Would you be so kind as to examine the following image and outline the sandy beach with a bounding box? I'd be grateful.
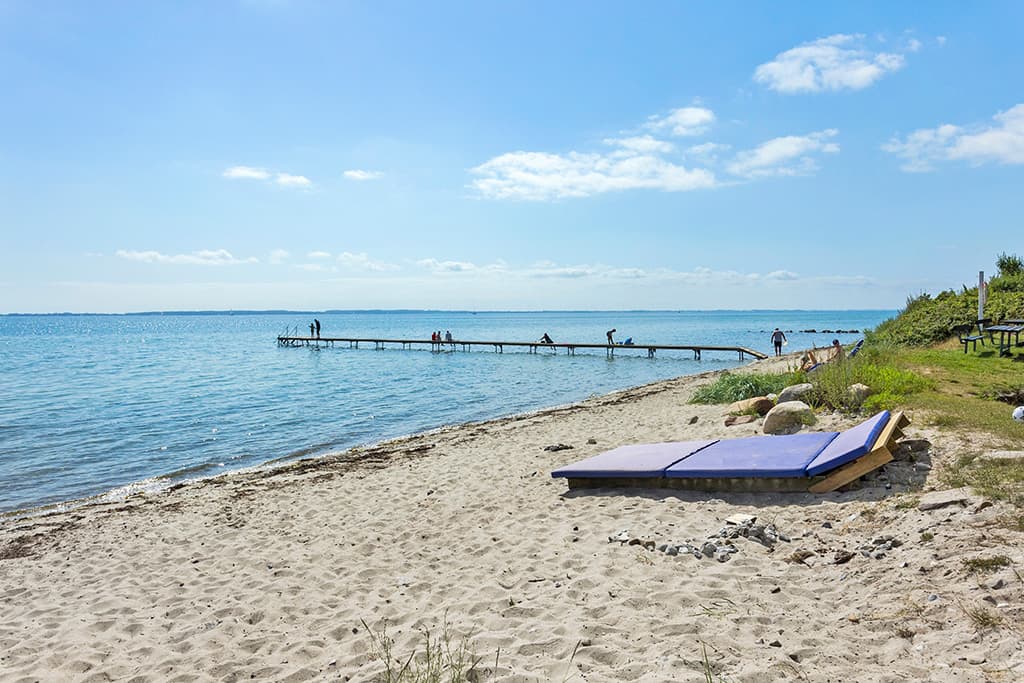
[2,355,1022,682]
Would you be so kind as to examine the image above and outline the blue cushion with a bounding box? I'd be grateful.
[804,410,890,476]
[550,440,717,479]
[664,432,839,478]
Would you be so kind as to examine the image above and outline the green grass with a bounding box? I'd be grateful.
[963,556,1012,573]
[362,616,486,683]
[690,371,803,404]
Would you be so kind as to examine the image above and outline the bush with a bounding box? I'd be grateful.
[690,371,803,404]
[806,355,931,411]
[867,253,1024,347]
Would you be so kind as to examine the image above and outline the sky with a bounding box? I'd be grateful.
[1,1,1022,313]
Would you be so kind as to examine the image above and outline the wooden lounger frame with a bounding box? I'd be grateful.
[563,412,910,494]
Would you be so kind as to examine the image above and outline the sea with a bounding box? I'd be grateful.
[0,310,895,514]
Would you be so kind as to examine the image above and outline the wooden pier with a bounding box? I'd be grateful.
[276,336,767,361]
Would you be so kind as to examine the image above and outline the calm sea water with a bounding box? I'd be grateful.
[0,310,893,513]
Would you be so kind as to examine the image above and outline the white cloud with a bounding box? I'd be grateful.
[603,135,675,154]
[882,104,1024,172]
[416,258,486,273]
[645,107,716,136]
[269,249,290,264]
[307,250,332,259]
[337,252,399,271]
[728,129,840,177]
[936,36,947,46]
[223,166,270,180]
[907,38,922,53]
[223,165,311,188]
[343,169,384,181]
[275,172,312,188]
[116,249,258,266]
[470,150,716,201]
[686,142,730,161]
[754,34,906,93]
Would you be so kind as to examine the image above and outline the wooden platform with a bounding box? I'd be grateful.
[276,336,767,360]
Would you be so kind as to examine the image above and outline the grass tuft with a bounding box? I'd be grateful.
[963,556,1012,574]
[361,614,486,683]
[690,372,802,404]
[961,603,1003,631]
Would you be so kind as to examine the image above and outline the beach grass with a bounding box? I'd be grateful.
[361,616,485,682]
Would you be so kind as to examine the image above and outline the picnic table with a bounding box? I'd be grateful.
[986,323,1024,357]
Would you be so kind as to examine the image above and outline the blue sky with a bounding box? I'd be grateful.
[1,1,1022,313]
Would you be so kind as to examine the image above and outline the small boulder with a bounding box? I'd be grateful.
[727,396,774,416]
[725,415,758,426]
[778,383,814,403]
[763,401,815,435]
[846,383,872,406]
[918,487,975,511]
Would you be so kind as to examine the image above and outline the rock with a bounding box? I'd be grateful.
[918,488,975,511]
[833,550,855,565]
[766,393,778,402]
[727,396,774,416]
[988,577,1005,590]
[778,383,814,403]
[966,651,987,665]
[846,383,872,406]
[715,550,731,562]
[586,438,597,445]
[970,500,994,514]
[769,640,782,648]
[770,586,781,594]
[821,521,833,529]
[688,416,699,425]
[726,514,757,526]
[762,401,815,435]
[979,449,1024,461]
[543,443,574,452]
[666,546,679,556]
[724,414,758,426]
[701,541,717,557]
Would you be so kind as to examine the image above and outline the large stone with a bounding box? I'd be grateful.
[846,383,872,406]
[918,487,976,511]
[979,450,1024,461]
[727,396,774,416]
[762,401,815,435]
[778,383,814,403]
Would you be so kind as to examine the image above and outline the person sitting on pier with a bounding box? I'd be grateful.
[623,337,633,345]
[539,332,553,344]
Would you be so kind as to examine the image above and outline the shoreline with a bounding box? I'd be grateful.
[2,352,1022,681]
[1,359,758,522]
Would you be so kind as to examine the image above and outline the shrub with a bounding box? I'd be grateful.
[997,252,1024,277]
[690,371,803,404]
[806,354,931,411]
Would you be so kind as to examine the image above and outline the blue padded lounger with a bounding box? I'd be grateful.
[664,431,839,478]
[552,411,905,493]
[551,440,717,479]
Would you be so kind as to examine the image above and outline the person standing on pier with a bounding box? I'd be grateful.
[309,322,315,338]
[606,328,616,345]
[314,319,321,339]
[771,327,787,356]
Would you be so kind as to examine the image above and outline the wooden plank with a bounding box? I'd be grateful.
[873,410,908,451]
[808,446,894,493]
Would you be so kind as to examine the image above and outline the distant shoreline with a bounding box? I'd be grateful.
[1,307,898,317]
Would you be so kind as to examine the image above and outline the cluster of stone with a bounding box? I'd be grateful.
[855,534,903,560]
[607,515,790,563]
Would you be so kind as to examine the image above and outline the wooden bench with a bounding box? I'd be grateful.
[953,324,984,353]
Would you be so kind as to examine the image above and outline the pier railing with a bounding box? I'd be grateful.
[276,336,767,361]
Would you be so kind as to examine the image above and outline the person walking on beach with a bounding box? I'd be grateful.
[771,327,787,356]
[314,318,321,339]
[606,328,616,345]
